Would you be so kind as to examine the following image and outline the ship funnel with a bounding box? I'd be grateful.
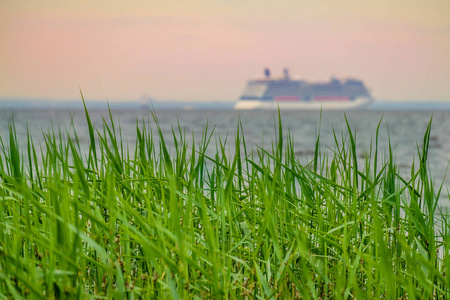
[264,68,271,79]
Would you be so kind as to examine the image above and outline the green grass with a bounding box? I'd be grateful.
[0,103,449,299]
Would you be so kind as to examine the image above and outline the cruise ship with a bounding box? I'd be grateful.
[235,69,373,110]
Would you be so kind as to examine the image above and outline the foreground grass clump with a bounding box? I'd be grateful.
[0,107,449,299]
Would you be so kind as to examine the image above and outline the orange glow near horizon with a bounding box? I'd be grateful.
[1,1,450,101]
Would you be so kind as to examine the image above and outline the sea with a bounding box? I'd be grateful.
[1,102,450,212]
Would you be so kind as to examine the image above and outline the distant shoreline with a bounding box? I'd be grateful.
[1,98,450,111]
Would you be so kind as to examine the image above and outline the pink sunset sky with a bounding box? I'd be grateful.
[1,0,450,102]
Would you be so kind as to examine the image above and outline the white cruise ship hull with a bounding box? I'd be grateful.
[235,97,372,110]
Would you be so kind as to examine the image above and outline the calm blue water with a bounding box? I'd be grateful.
[1,108,449,210]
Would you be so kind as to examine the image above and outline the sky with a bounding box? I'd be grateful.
[1,0,450,102]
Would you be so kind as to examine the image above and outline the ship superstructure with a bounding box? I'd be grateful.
[236,69,373,110]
